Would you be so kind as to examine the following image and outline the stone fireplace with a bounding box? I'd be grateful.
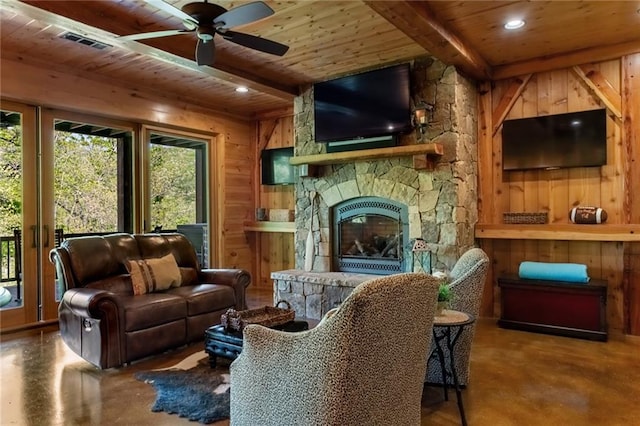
[272,57,479,319]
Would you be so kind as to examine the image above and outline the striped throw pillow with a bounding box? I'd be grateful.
[127,253,182,295]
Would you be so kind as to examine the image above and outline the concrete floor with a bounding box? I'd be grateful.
[1,287,639,425]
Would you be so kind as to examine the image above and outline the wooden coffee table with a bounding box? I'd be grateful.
[204,320,309,367]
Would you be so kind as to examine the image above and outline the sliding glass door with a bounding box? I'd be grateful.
[42,110,136,320]
[143,127,210,267]
[0,105,213,331]
[0,104,136,329]
[0,101,38,328]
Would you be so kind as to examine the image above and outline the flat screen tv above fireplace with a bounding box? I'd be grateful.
[502,108,607,171]
[313,63,412,145]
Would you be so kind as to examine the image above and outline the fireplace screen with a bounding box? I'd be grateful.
[341,215,400,258]
[333,197,408,275]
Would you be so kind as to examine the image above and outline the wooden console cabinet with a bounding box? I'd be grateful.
[498,275,607,341]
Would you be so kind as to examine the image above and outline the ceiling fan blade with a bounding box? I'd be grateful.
[120,29,192,41]
[214,1,274,29]
[195,39,216,66]
[222,30,289,56]
[145,0,199,25]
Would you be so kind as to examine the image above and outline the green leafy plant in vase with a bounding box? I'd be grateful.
[436,282,452,316]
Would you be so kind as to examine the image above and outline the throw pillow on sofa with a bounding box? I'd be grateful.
[126,253,182,295]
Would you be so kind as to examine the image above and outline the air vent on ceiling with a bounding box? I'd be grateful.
[60,32,110,50]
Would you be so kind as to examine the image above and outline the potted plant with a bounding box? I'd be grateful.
[436,282,452,316]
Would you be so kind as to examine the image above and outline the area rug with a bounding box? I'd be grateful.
[135,353,231,424]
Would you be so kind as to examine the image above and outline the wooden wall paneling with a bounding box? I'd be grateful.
[547,70,571,261]
[504,83,527,272]
[520,76,542,263]
[604,241,626,334]
[479,57,637,335]
[252,115,295,287]
[477,80,499,318]
[599,61,624,225]
[222,122,255,273]
[491,74,532,136]
[0,59,243,134]
[491,80,509,225]
[492,240,512,317]
[530,72,554,263]
[476,81,493,224]
[626,242,640,334]
[623,53,640,334]
[572,64,622,119]
[567,69,604,276]
[477,239,495,317]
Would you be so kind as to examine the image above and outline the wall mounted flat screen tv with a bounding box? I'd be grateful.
[313,63,412,143]
[502,109,607,171]
[261,147,296,185]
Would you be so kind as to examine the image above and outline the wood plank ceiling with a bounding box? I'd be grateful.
[1,1,639,118]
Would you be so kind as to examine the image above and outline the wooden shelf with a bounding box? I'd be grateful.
[243,221,295,233]
[289,143,443,168]
[475,224,640,242]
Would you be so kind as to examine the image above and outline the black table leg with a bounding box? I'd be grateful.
[432,325,469,426]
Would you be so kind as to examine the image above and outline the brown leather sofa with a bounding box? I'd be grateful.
[50,232,250,369]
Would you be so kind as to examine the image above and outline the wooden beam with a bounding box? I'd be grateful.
[475,224,640,242]
[477,81,494,224]
[492,74,533,136]
[623,53,640,334]
[571,65,622,119]
[259,119,280,151]
[4,0,297,101]
[254,106,294,121]
[363,1,492,81]
[290,144,443,166]
[494,40,640,80]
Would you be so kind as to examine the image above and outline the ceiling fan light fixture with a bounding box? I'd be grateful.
[504,19,525,30]
[197,26,216,42]
[235,86,249,93]
[127,0,289,65]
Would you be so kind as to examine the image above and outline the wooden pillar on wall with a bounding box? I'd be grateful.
[477,80,496,317]
[622,53,640,334]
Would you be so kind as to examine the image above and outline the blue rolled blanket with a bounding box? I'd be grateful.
[518,261,590,283]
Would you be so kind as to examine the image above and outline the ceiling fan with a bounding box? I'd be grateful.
[120,0,289,66]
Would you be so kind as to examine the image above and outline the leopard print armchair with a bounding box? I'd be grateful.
[426,247,490,386]
[230,273,440,426]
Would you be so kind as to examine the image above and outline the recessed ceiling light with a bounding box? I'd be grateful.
[504,19,525,30]
[235,86,249,93]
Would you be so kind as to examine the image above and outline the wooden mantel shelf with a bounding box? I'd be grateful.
[243,221,295,233]
[475,224,640,242]
[289,143,443,168]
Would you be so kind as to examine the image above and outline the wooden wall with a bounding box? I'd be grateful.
[250,110,295,287]
[477,55,640,336]
[0,57,255,275]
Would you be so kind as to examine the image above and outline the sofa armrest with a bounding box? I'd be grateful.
[61,287,120,319]
[199,268,251,309]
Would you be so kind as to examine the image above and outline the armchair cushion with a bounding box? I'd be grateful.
[426,247,490,386]
[230,272,440,426]
[126,253,182,295]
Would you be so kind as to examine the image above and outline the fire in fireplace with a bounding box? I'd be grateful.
[332,197,409,275]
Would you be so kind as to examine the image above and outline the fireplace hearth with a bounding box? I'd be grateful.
[332,197,409,275]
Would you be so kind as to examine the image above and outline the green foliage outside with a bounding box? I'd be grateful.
[150,144,196,230]
[0,123,198,239]
[0,123,22,234]
[54,131,119,233]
